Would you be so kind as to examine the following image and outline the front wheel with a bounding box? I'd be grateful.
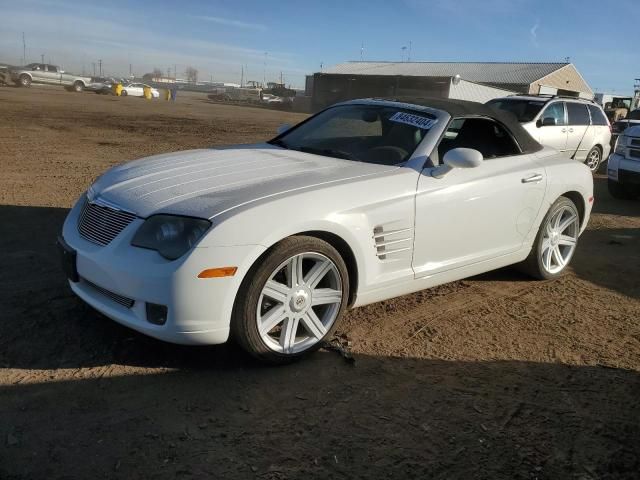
[231,236,349,364]
[72,81,83,92]
[519,196,580,280]
[585,146,602,172]
[120,89,127,96]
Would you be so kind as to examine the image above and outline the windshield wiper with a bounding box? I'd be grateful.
[296,146,356,161]
[269,138,289,149]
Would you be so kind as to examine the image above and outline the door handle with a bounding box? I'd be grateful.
[522,173,544,184]
[568,128,574,133]
[561,128,567,133]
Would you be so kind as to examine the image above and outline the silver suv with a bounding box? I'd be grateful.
[487,95,611,172]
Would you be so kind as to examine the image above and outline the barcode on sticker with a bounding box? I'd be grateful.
[389,112,437,129]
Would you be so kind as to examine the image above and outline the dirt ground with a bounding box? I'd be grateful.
[1,87,639,480]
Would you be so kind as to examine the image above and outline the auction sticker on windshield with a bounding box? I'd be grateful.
[389,112,438,130]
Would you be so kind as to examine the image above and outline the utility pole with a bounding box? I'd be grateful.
[92,62,96,76]
[129,64,132,77]
[401,46,407,62]
[408,41,412,62]
[41,54,44,64]
[280,71,283,85]
[98,59,102,76]
[263,52,268,88]
[240,65,244,87]
[360,42,364,61]
[174,64,177,79]
[22,32,26,65]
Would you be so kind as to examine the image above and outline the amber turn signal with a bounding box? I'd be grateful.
[197,267,238,278]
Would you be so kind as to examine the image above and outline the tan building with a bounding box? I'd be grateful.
[317,61,593,101]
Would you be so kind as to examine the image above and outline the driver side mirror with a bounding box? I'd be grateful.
[431,148,483,178]
[277,124,291,135]
[536,117,557,128]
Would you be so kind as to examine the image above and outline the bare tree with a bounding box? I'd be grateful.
[186,66,198,84]
[152,68,163,79]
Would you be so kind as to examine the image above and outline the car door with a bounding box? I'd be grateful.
[412,117,546,278]
[534,101,568,156]
[44,65,61,84]
[30,64,46,83]
[565,102,593,161]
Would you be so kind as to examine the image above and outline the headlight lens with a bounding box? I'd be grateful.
[614,135,628,155]
[131,215,211,260]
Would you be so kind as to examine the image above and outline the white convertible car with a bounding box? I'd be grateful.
[58,98,593,363]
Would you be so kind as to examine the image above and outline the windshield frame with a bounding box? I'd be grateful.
[268,100,449,171]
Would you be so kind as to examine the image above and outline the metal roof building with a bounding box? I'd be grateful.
[308,61,593,110]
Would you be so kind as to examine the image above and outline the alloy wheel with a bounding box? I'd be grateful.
[540,205,579,274]
[257,252,342,354]
[586,148,601,171]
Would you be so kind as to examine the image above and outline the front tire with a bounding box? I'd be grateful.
[608,178,638,200]
[519,196,580,280]
[120,89,127,96]
[231,236,349,364]
[585,146,602,172]
[73,81,83,93]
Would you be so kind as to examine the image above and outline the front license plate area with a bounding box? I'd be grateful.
[57,236,79,282]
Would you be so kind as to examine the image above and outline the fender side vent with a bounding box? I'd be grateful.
[373,225,412,261]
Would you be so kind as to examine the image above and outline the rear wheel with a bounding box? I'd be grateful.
[18,74,31,87]
[72,81,83,93]
[585,146,602,172]
[519,196,580,280]
[231,236,349,364]
[120,89,127,96]
[608,178,638,200]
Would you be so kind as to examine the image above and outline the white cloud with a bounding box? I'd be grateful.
[530,21,539,47]
[189,15,267,31]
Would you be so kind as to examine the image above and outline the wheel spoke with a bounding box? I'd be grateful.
[311,288,342,306]
[557,213,577,234]
[301,309,327,339]
[558,235,577,247]
[263,280,289,303]
[542,246,553,271]
[279,316,299,353]
[304,259,332,288]
[552,246,565,268]
[286,255,304,287]
[259,305,287,335]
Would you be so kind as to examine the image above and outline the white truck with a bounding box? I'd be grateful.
[9,63,91,92]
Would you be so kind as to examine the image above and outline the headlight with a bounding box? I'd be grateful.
[614,135,628,155]
[131,215,211,260]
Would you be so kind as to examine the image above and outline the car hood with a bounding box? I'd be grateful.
[90,143,398,219]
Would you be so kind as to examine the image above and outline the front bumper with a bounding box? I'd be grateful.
[607,152,640,183]
[61,197,265,345]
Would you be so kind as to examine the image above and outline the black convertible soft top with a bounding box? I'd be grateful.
[382,97,544,154]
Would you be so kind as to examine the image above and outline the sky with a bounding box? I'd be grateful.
[0,0,638,92]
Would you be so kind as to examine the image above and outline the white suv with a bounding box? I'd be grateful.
[487,95,611,172]
[607,124,640,199]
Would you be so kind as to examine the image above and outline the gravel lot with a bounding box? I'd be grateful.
[1,87,639,479]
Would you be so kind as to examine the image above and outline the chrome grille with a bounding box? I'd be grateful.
[77,198,136,246]
[84,279,134,308]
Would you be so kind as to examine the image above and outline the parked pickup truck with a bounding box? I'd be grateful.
[9,63,91,92]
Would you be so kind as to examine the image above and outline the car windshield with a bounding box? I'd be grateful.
[486,99,546,123]
[268,104,437,165]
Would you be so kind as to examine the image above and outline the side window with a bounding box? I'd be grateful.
[540,102,566,126]
[438,118,520,160]
[566,103,590,126]
[47,65,58,73]
[588,105,608,125]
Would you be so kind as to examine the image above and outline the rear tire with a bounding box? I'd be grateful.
[231,236,349,364]
[120,89,127,96]
[608,178,638,200]
[18,74,31,87]
[73,81,83,93]
[519,196,580,280]
[585,146,602,172]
